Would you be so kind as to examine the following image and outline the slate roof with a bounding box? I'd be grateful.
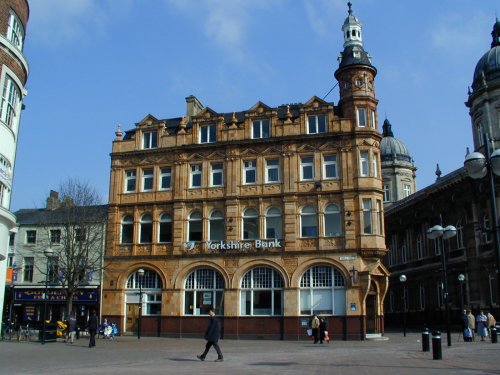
[15,205,108,225]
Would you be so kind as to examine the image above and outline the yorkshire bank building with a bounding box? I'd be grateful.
[102,4,389,340]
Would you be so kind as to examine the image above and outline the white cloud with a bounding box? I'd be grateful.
[303,0,353,37]
[27,0,118,45]
[431,11,492,58]
[166,0,274,62]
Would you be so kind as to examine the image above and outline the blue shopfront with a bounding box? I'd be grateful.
[11,286,100,329]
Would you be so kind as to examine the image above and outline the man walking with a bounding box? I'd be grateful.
[88,310,99,348]
[67,312,77,344]
[197,309,223,362]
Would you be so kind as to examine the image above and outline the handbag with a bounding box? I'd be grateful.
[306,328,312,337]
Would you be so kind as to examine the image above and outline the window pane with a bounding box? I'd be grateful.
[210,218,224,241]
[318,115,326,133]
[312,289,333,315]
[160,167,171,189]
[189,219,202,241]
[300,289,311,315]
[243,217,259,239]
[159,221,172,243]
[253,290,272,315]
[266,215,282,239]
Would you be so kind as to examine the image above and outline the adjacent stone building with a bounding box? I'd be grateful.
[102,4,389,340]
[384,19,500,327]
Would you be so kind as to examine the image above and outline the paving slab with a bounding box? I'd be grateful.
[1,332,499,375]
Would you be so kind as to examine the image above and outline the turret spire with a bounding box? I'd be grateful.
[342,2,363,48]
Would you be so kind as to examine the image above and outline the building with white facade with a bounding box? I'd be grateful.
[0,0,29,322]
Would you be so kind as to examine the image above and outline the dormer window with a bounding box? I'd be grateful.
[307,114,327,134]
[142,131,158,149]
[200,124,216,144]
[252,119,270,139]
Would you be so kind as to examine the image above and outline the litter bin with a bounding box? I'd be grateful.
[39,323,58,343]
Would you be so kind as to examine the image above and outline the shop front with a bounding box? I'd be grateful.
[11,286,100,329]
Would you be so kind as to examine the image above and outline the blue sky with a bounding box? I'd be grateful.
[11,0,499,209]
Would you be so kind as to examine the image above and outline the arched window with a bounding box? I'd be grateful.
[184,268,224,315]
[265,207,282,239]
[416,234,424,259]
[188,211,203,241]
[300,205,317,237]
[324,204,341,237]
[241,267,284,316]
[121,215,134,244]
[418,283,426,310]
[456,220,464,249]
[209,210,224,241]
[158,213,172,243]
[126,269,162,315]
[139,214,153,243]
[300,265,346,315]
[243,208,259,240]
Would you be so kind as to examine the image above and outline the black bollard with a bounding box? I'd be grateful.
[422,327,430,352]
[432,331,442,360]
[491,326,497,343]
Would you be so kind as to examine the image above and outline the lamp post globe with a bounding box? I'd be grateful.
[458,274,466,310]
[399,274,407,336]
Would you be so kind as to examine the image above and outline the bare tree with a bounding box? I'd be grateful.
[40,179,107,315]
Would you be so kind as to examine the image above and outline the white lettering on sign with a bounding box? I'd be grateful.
[206,239,282,252]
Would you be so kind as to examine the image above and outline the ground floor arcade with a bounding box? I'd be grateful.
[101,253,389,340]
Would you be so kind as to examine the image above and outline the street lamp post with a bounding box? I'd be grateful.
[458,274,466,311]
[41,248,54,344]
[464,133,500,310]
[137,268,145,340]
[399,274,407,337]
[427,223,457,347]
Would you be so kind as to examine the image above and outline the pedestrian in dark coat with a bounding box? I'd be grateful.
[88,310,99,348]
[197,309,224,362]
[319,317,328,344]
[67,312,77,344]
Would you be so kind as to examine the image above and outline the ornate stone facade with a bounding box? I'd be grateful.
[102,4,388,340]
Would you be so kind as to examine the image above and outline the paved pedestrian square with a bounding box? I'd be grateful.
[1,332,499,375]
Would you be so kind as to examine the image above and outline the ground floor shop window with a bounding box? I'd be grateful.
[299,265,346,315]
[240,267,284,315]
[184,268,224,315]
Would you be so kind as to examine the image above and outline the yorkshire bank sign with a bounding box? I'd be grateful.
[183,239,282,251]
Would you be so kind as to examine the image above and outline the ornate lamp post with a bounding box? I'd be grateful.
[458,274,466,311]
[427,223,457,347]
[137,268,145,340]
[41,248,54,344]
[399,274,407,337]
[464,134,500,309]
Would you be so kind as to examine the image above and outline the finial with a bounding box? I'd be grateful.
[230,112,238,128]
[178,116,187,134]
[465,147,470,157]
[347,2,353,16]
[115,124,123,140]
[435,164,442,180]
[467,86,471,95]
